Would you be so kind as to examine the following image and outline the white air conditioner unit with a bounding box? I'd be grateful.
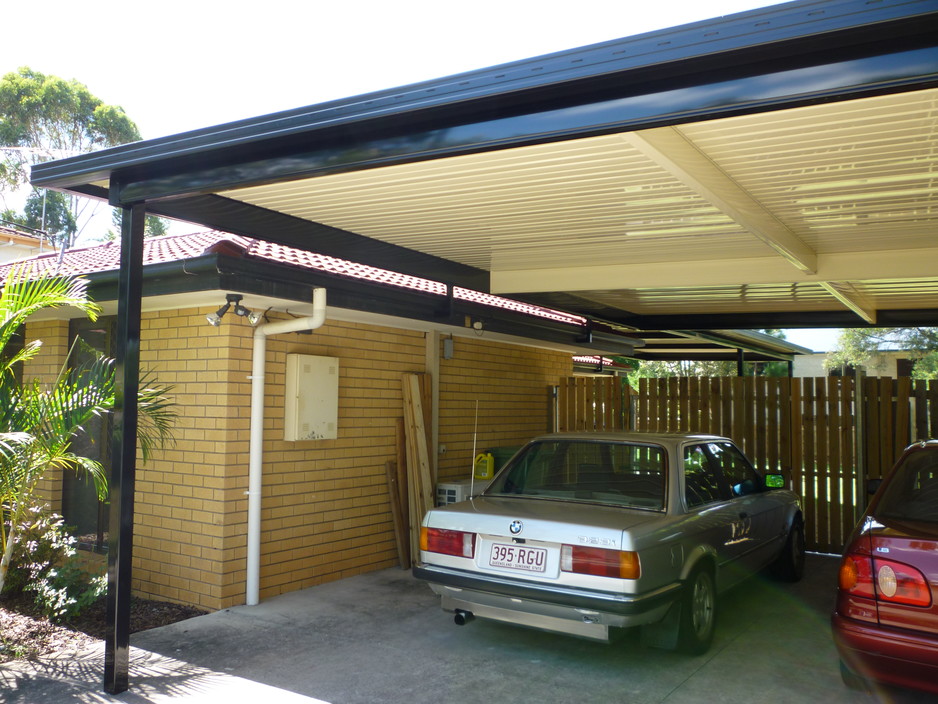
[436,479,491,506]
[436,480,473,506]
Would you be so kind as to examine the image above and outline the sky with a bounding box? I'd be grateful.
[1,0,840,351]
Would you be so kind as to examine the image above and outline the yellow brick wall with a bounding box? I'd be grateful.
[436,335,572,482]
[133,306,251,609]
[23,308,572,611]
[255,316,426,601]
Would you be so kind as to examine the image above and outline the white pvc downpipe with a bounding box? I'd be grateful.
[246,288,327,606]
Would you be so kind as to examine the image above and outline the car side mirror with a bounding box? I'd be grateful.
[764,473,785,489]
[867,478,882,495]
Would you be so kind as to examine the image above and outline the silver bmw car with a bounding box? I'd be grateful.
[413,432,804,653]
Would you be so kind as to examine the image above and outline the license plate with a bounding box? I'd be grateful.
[489,543,547,572]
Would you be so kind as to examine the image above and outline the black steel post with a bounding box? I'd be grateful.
[737,349,745,377]
[103,202,145,694]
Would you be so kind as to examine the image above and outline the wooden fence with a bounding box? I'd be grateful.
[554,376,938,553]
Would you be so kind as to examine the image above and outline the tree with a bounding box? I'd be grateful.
[0,67,140,245]
[827,328,938,379]
[1,188,76,246]
[0,266,176,594]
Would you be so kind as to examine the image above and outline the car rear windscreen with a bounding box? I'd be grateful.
[485,440,666,510]
[878,449,938,523]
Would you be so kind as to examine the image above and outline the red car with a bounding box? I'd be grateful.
[832,440,938,695]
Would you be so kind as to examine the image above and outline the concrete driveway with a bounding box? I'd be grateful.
[1,554,932,703]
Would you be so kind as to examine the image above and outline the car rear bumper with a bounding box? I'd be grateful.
[414,563,681,640]
[832,612,938,695]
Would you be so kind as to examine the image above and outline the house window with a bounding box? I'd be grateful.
[62,316,115,552]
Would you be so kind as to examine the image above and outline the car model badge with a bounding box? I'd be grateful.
[509,520,523,535]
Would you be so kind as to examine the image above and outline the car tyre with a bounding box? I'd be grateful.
[772,520,806,582]
[678,567,716,654]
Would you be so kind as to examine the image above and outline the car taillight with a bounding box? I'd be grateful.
[875,559,932,606]
[839,553,932,607]
[420,527,475,558]
[560,544,640,579]
[839,554,875,598]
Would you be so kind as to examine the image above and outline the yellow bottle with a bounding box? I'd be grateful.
[474,452,495,480]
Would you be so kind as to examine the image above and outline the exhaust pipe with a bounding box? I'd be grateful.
[454,610,474,626]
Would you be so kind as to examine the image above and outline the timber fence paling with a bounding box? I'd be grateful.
[789,378,804,523]
[829,377,848,551]
[816,378,831,552]
[826,377,844,553]
[896,377,912,456]
[914,379,928,441]
[931,380,938,438]
[880,378,895,476]
[802,378,818,552]
[755,378,767,470]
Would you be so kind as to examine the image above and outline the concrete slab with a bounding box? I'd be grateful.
[1,554,933,703]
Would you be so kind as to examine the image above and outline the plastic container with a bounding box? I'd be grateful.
[474,452,495,481]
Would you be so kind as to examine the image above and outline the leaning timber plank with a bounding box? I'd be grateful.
[396,417,410,560]
[402,405,421,562]
[384,460,409,569]
[402,381,424,562]
[402,373,434,554]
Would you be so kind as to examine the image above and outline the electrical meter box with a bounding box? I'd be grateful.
[284,354,339,441]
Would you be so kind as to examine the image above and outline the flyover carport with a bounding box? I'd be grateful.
[30,0,938,692]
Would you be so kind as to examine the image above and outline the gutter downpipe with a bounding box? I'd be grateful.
[246,288,327,606]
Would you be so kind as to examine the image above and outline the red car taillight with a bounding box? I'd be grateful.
[421,527,475,558]
[560,544,640,579]
[839,553,932,608]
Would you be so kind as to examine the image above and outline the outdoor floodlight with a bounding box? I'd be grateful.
[206,293,261,327]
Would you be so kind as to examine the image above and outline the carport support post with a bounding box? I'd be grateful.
[104,202,145,695]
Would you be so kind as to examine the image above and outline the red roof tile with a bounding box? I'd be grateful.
[0,231,586,327]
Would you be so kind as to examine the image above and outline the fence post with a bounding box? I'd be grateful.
[854,370,866,524]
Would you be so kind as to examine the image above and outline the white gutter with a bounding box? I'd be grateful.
[246,288,327,606]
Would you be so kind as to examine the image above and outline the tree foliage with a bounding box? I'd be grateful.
[0,67,141,247]
[827,328,938,379]
[0,67,139,190]
[1,188,76,246]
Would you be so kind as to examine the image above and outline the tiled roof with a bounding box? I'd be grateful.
[0,223,43,242]
[572,355,632,368]
[0,230,586,327]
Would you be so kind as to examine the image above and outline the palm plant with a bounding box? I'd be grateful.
[0,266,175,593]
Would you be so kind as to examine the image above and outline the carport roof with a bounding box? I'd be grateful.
[30,0,938,332]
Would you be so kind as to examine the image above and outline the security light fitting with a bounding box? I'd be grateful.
[206,293,261,327]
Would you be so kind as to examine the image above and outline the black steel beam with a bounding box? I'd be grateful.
[601,309,938,329]
[104,202,145,694]
[631,352,783,362]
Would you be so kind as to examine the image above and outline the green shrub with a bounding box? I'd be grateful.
[6,506,106,622]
